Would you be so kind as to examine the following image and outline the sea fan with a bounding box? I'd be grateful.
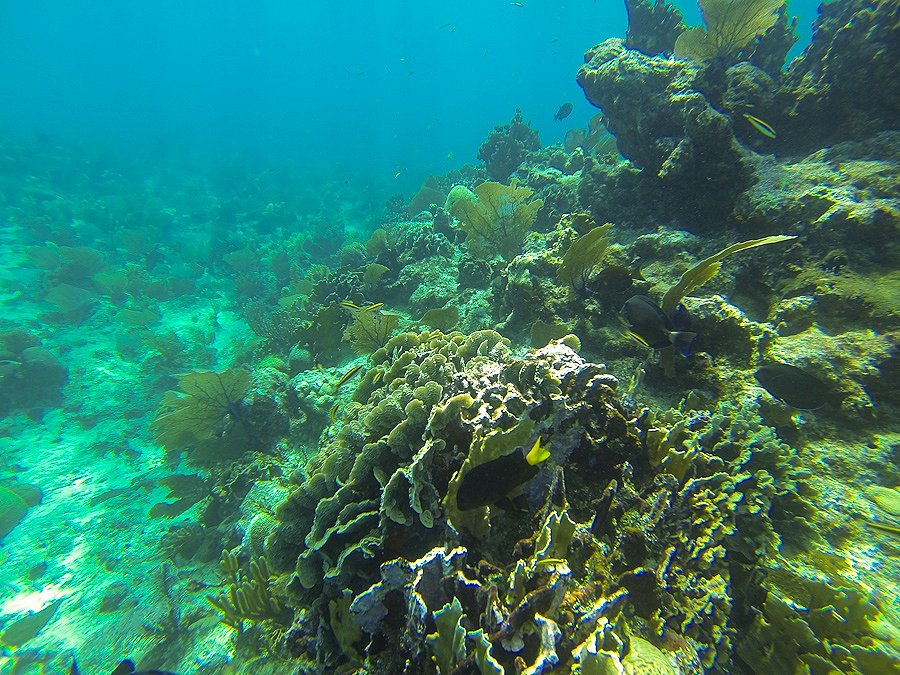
[674,0,784,63]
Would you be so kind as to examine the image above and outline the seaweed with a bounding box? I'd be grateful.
[557,222,613,293]
[661,234,795,314]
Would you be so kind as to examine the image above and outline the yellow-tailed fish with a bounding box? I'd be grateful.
[362,302,384,312]
[329,402,339,423]
[743,113,776,139]
[525,437,550,466]
[341,301,361,310]
[333,364,363,392]
[372,370,383,384]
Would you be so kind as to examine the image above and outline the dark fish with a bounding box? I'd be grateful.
[457,438,549,511]
[754,363,844,410]
[620,295,696,357]
[71,658,178,675]
[554,102,573,121]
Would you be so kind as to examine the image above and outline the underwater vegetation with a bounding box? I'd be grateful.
[0,0,897,673]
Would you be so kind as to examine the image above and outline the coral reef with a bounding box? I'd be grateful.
[624,0,685,56]
[266,333,647,670]
[576,39,754,221]
[477,109,541,182]
[445,180,544,259]
[2,2,898,673]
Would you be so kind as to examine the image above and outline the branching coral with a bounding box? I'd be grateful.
[206,552,289,632]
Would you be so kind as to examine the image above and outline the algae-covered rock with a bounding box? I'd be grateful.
[577,39,753,222]
[864,485,900,517]
[782,0,900,147]
[0,480,43,542]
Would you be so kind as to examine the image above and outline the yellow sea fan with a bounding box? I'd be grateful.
[446,180,543,259]
[661,234,795,314]
[557,222,613,290]
[674,0,785,63]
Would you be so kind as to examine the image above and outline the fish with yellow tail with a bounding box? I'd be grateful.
[332,364,363,392]
[743,113,776,139]
[456,437,550,511]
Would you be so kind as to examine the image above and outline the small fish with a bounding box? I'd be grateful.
[446,151,454,161]
[333,364,363,392]
[71,658,177,675]
[619,295,696,357]
[362,302,384,312]
[341,301,361,310]
[754,363,845,410]
[511,1,524,6]
[743,113,776,139]
[554,102,573,121]
[329,402,339,424]
[372,370,384,384]
[456,438,551,511]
